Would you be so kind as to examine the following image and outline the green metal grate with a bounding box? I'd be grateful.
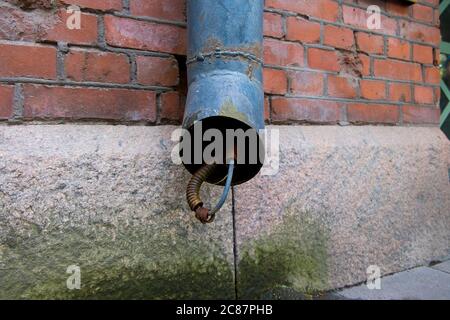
[440,0,450,138]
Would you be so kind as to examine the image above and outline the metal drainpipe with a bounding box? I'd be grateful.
[182,0,265,223]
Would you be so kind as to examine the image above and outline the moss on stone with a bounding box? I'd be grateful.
[0,222,234,299]
[237,206,330,299]
[1,196,328,300]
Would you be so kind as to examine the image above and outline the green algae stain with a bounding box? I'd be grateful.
[238,206,330,300]
[0,223,234,300]
[1,197,328,300]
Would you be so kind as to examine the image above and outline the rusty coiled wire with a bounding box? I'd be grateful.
[187,164,216,211]
[186,161,235,224]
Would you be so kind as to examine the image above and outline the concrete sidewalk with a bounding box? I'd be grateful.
[336,261,450,300]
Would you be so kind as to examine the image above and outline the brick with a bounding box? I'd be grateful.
[342,0,386,10]
[286,17,321,44]
[434,48,440,66]
[23,85,156,122]
[421,0,439,6]
[65,49,130,84]
[347,103,399,124]
[355,32,384,55]
[105,15,186,55]
[266,0,339,22]
[360,80,387,100]
[0,43,56,79]
[387,38,411,61]
[358,53,371,76]
[323,25,354,50]
[264,38,304,67]
[161,91,184,122]
[412,4,434,23]
[337,51,369,77]
[0,4,57,41]
[343,6,397,36]
[264,96,270,122]
[386,1,410,17]
[374,59,422,82]
[414,85,434,104]
[264,68,287,94]
[289,71,324,96]
[61,0,122,11]
[43,9,98,45]
[327,75,358,99]
[424,66,440,85]
[264,12,284,38]
[130,0,186,22]
[136,56,179,87]
[402,105,440,124]
[413,44,434,64]
[0,85,14,119]
[4,0,54,9]
[308,48,340,72]
[434,9,440,27]
[389,83,411,102]
[271,97,341,123]
[399,20,440,46]
[434,87,440,103]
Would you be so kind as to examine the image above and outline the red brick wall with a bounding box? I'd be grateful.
[0,0,442,125]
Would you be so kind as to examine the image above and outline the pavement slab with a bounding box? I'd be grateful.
[338,266,450,300]
[432,261,450,274]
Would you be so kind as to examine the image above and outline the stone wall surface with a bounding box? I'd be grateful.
[0,125,234,299]
[235,126,450,298]
[0,124,449,299]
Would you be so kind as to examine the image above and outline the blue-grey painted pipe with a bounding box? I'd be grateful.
[182,0,265,186]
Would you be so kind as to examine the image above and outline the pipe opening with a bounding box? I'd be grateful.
[181,116,264,186]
